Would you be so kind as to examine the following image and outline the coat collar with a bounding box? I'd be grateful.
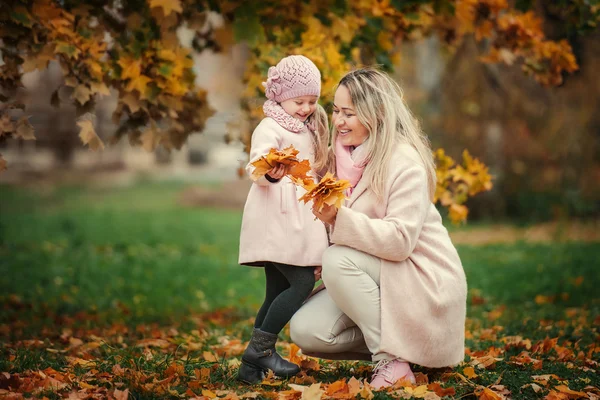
[346,175,369,207]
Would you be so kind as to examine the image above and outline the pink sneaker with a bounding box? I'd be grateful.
[370,359,416,389]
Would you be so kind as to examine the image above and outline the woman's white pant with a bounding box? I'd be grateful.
[290,245,394,362]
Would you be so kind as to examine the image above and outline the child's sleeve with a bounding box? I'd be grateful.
[246,120,281,186]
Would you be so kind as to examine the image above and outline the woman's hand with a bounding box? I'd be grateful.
[266,163,287,180]
[313,203,338,225]
[314,266,322,282]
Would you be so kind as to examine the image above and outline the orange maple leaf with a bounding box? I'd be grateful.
[299,172,351,212]
[250,145,313,185]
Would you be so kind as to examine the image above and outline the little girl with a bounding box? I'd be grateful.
[238,55,329,383]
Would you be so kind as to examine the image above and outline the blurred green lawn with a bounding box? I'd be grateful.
[1,181,599,327]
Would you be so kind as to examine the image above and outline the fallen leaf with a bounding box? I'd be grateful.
[554,385,587,398]
[135,338,170,348]
[428,382,456,397]
[202,389,217,398]
[302,383,323,400]
[0,154,6,172]
[203,351,218,362]
[325,379,348,395]
[464,366,478,379]
[476,386,503,400]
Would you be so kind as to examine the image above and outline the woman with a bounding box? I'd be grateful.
[289,68,467,389]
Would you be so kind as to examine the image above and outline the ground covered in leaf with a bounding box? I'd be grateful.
[1,182,599,399]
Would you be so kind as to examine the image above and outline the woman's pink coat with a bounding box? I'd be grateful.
[239,117,328,267]
[329,143,467,368]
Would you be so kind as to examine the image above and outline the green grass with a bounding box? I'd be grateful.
[1,181,599,399]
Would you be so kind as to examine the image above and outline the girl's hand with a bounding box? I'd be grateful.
[313,203,338,225]
[314,266,322,282]
[266,163,287,180]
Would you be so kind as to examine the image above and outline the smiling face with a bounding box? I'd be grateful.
[332,84,370,147]
[280,95,318,122]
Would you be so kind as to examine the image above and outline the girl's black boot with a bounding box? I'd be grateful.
[237,328,300,383]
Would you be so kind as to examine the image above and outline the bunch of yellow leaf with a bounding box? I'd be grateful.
[299,172,351,212]
[250,146,351,212]
[250,146,312,185]
[434,149,493,224]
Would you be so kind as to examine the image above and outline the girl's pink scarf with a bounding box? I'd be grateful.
[263,99,315,133]
[335,137,368,195]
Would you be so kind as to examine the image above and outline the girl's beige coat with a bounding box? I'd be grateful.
[239,117,328,267]
[330,143,467,368]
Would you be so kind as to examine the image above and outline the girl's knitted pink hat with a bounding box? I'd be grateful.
[262,55,321,103]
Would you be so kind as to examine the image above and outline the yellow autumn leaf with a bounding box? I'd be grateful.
[72,85,92,105]
[250,145,313,185]
[463,366,478,379]
[77,119,105,151]
[202,389,217,398]
[299,172,351,212]
[90,81,111,96]
[118,57,142,81]
[126,74,152,96]
[149,0,182,16]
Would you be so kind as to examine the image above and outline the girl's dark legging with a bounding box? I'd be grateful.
[254,262,315,335]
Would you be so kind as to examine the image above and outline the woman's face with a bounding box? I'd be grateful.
[332,85,369,147]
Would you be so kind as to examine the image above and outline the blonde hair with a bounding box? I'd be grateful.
[332,68,436,200]
[307,103,329,179]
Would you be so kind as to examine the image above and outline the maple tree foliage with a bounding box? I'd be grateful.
[1,0,596,219]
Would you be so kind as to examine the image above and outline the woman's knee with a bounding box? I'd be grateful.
[290,303,336,352]
[289,311,320,351]
[322,245,354,283]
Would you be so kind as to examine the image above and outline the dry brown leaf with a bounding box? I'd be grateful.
[250,145,313,185]
[0,114,14,135]
[427,382,456,397]
[15,116,35,140]
[140,124,161,152]
[202,351,218,362]
[72,85,92,105]
[90,81,111,96]
[554,385,587,398]
[135,338,170,348]
[298,172,351,212]
[77,119,105,151]
[122,93,141,113]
